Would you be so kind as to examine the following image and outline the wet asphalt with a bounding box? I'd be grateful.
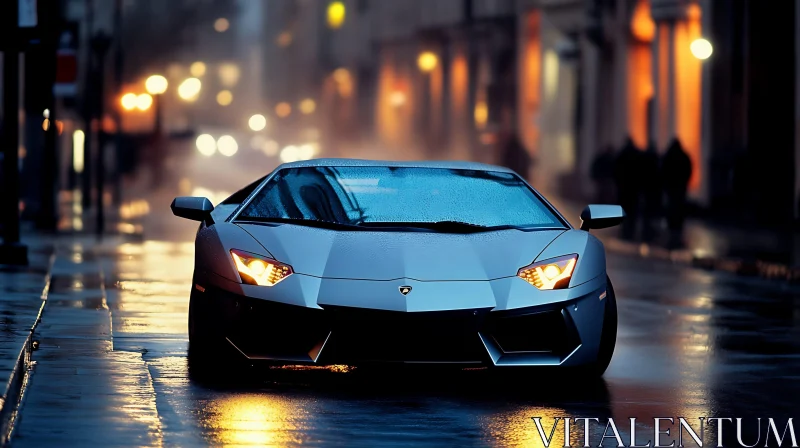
[6,148,799,446]
[7,227,799,447]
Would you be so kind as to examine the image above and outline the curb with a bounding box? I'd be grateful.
[603,237,800,282]
[0,253,55,446]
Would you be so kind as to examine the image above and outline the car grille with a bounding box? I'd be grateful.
[317,306,491,364]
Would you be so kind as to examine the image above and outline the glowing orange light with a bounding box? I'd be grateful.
[275,102,292,118]
[630,0,655,42]
[518,256,577,290]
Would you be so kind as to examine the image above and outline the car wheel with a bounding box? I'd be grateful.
[188,287,224,358]
[587,276,618,376]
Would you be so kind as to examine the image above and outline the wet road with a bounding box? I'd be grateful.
[9,227,800,447]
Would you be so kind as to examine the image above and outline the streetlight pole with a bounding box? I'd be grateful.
[0,0,29,265]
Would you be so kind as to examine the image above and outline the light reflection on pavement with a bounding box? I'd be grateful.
[10,227,800,447]
[11,144,800,446]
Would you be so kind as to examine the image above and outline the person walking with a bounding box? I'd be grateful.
[641,140,661,242]
[591,145,616,204]
[660,138,693,249]
[614,137,643,240]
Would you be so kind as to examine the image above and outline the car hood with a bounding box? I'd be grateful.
[236,223,566,281]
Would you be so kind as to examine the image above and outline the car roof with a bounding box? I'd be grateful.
[275,158,515,173]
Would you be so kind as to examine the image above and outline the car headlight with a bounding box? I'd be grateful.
[230,249,293,286]
[517,254,578,290]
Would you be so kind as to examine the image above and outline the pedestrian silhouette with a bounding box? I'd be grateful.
[641,140,661,242]
[660,138,692,248]
[613,137,643,240]
[591,145,616,204]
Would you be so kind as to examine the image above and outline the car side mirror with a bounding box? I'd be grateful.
[579,204,625,231]
[171,196,215,224]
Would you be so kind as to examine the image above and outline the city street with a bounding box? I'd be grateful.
[8,209,800,446]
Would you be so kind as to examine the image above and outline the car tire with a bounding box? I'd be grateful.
[188,287,225,359]
[586,276,618,376]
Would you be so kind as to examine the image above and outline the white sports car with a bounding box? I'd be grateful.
[172,159,624,375]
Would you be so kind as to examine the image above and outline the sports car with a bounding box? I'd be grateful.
[172,159,624,375]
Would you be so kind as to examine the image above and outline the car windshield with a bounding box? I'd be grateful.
[235,166,566,230]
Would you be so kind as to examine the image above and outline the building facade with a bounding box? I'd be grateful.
[264,0,799,224]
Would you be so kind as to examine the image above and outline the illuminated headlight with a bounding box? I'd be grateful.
[517,254,578,290]
[230,249,293,286]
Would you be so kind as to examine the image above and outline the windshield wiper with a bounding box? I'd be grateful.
[357,220,500,233]
[235,216,363,231]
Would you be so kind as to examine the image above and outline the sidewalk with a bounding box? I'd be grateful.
[549,196,800,282]
[0,207,143,443]
[0,232,55,443]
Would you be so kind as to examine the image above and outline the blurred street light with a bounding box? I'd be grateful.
[217,135,238,156]
[190,61,207,77]
[332,68,353,98]
[389,91,407,107]
[275,102,292,118]
[72,130,85,173]
[474,100,488,129]
[299,98,316,115]
[121,93,138,110]
[277,31,293,48]
[690,38,713,60]
[248,114,267,131]
[280,145,299,163]
[214,18,229,33]
[417,51,438,73]
[333,68,351,84]
[327,2,346,29]
[217,90,233,106]
[145,75,168,95]
[298,144,316,160]
[218,63,241,87]
[136,93,153,111]
[178,77,202,101]
[196,134,217,157]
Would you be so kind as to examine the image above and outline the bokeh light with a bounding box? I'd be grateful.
[178,78,202,101]
[214,18,229,33]
[217,90,233,106]
[275,102,292,118]
[218,63,241,87]
[417,51,438,73]
[277,31,293,47]
[121,93,138,110]
[145,75,168,95]
[389,91,407,107]
[136,93,153,111]
[196,134,217,157]
[73,130,85,173]
[327,2,346,29]
[190,61,207,77]
[217,135,238,157]
[248,114,267,131]
[280,145,299,163]
[299,98,316,115]
[690,38,713,60]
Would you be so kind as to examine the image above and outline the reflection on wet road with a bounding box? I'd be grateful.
[11,234,800,447]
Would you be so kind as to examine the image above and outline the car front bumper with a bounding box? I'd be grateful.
[194,273,609,368]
